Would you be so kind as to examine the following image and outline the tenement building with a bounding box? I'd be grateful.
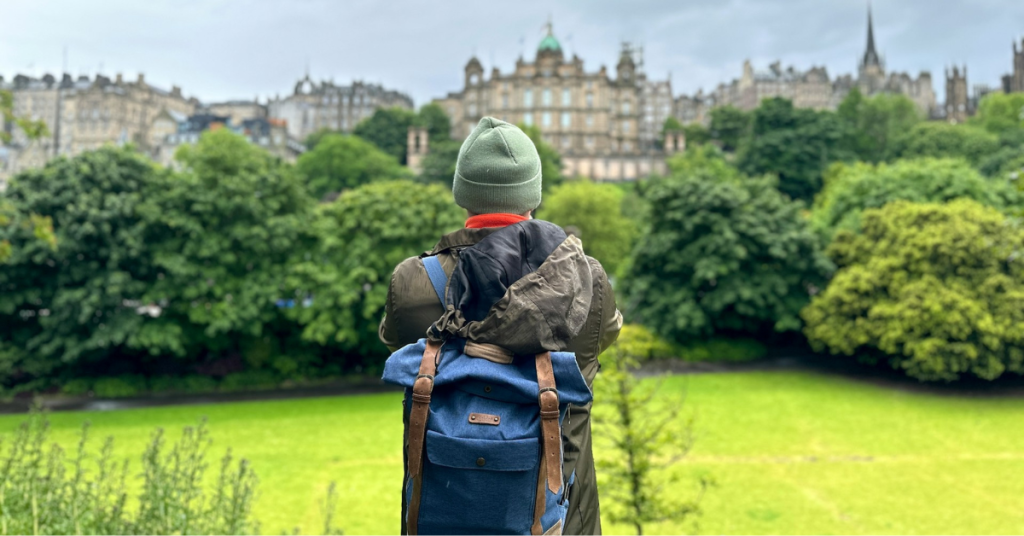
[1002,38,1024,93]
[267,77,414,141]
[674,7,937,124]
[433,24,671,181]
[0,72,198,185]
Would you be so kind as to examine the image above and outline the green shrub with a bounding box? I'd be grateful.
[220,370,281,392]
[611,325,680,363]
[92,375,147,399]
[802,199,1024,381]
[0,412,259,535]
[61,378,92,396]
[677,338,767,363]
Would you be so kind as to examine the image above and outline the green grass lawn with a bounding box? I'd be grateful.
[2,370,1024,535]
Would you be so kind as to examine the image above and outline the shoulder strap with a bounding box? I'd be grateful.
[420,256,448,306]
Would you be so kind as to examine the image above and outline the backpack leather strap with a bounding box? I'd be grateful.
[406,340,442,535]
[532,351,562,535]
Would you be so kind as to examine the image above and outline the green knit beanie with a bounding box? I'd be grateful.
[453,117,542,215]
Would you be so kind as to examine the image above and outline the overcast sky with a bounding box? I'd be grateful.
[3,0,1022,106]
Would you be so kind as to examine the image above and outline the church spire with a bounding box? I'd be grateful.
[861,3,882,69]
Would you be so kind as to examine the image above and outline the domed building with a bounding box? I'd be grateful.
[432,22,676,181]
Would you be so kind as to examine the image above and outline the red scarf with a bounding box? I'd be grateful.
[465,213,529,229]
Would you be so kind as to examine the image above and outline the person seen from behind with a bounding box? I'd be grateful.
[380,116,622,534]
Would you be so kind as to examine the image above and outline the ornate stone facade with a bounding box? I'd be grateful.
[433,24,669,181]
[674,7,937,124]
[0,72,198,183]
[267,77,413,141]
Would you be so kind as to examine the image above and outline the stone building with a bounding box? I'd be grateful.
[149,112,303,168]
[1002,38,1024,93]
[267,77,413,142]
[673,7,936,123]
[432,23,670,181]
[1,72,198,182]
[945,66,970,123]
[201,99,267,126]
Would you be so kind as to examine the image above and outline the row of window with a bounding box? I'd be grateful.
[521,112,632,133]
[503,89,637,114]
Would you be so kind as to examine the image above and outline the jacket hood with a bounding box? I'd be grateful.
[428,219,594,355]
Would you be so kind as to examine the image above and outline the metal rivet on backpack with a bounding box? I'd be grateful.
[476,457,486,467]
[484,386,492,393]
[470,415,476,420]
[493,416,499,422]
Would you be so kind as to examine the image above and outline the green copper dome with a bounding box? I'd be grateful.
[538,34,561,52]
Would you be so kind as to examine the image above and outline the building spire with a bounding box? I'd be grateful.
[862,2,881,69]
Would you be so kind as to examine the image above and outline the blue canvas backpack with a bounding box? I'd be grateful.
[382,255,593,535]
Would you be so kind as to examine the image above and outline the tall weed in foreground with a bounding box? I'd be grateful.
[593,336,711,535]
[0,410,257,535]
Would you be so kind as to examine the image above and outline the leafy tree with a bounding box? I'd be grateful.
[518,123,565,194]
[738,98,855,202]
[666,144,741,181]
[837,88,921,163]
[811,157,1021,238]
[285,180,463,367]
[0,147,168,390]
[303,127,337,151]
[658,116,685,149]
[977,128,1024,182]
[140,129,315,361]
[971,92,1024,134]
[352,107,418,164]
[415,103,452,143]
[682,123,711,147]
[707,105,751,152]
[890,122,1000,165]
[0,89,48,144]
[802,199,1024,382]
[623,165,832,343]
[540,180,637,275]
[296,133,410,199]
[416,139,461,187]
[593,325,707,535]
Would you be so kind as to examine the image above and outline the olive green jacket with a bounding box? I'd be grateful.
[379,226,622,535]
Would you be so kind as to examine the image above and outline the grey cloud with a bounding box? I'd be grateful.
[2,0,1022,105]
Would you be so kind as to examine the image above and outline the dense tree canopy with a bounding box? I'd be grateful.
[296,133,409,199]
[352,107,418,164]
[415,103,453,143]
[708,106,751,152]
[803,199,1024,382]
[0,147,167,388]
[140,129,315,360]
[285,180,463,366]
[737,97,855,202]
[811,157,1021,237]
[971,92,1024,134]
[890,122,1000,165]
[623,163,832,343]
[837,88,921,163]
[540,180,637,276]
